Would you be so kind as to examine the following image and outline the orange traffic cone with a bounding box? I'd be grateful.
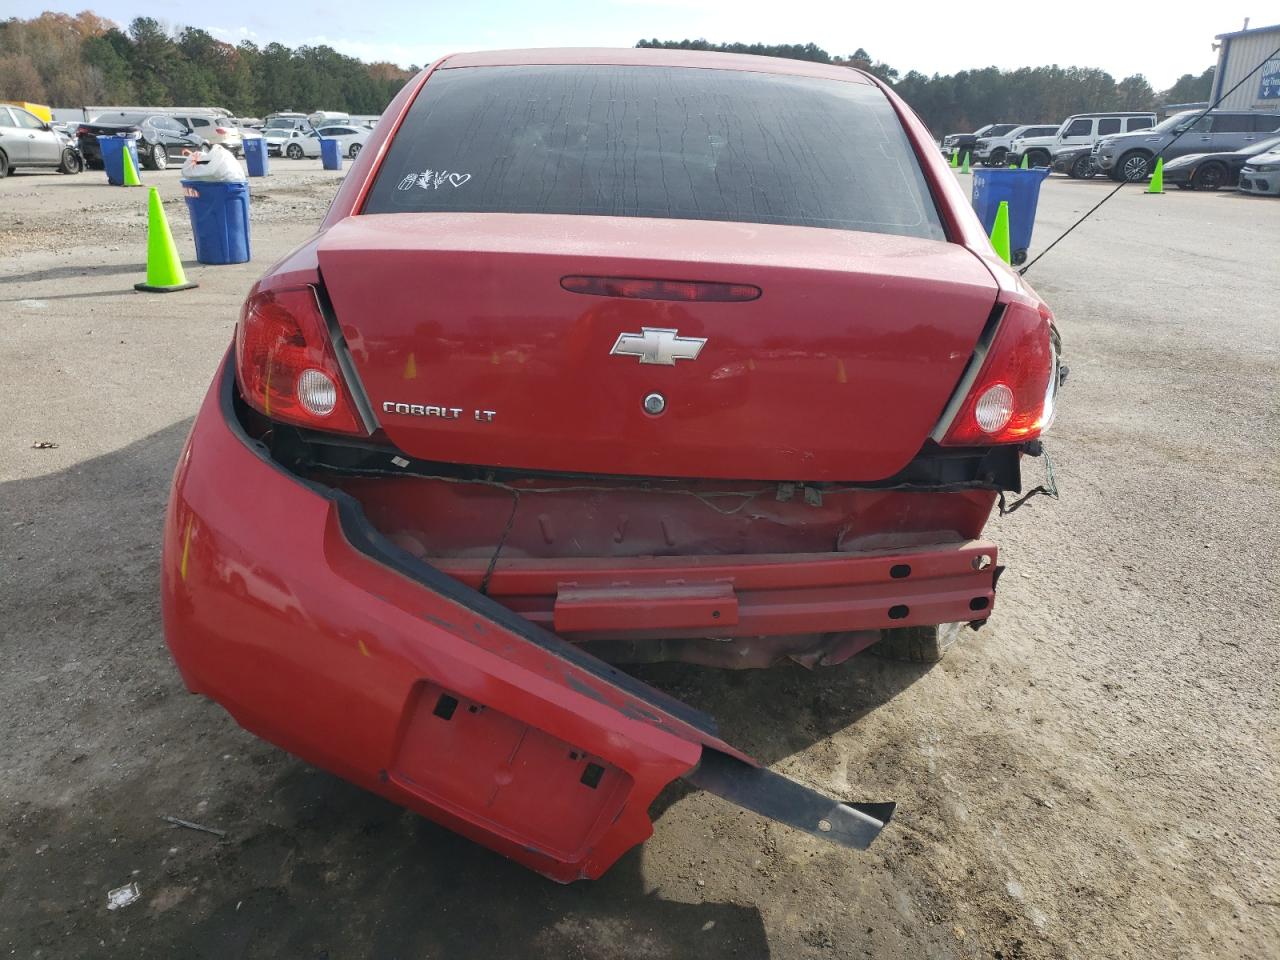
[135,187,197,293]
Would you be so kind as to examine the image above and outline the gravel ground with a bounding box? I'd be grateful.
[1,160,1277,959]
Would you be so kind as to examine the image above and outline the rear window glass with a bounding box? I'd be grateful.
[364,64,944,240]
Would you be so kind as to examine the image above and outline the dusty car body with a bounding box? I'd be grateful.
[162,48,1063,882]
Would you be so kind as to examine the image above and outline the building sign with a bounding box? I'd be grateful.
[1262,57,1280,100]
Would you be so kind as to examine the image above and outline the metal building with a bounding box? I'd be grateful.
[1211,21,1280,110]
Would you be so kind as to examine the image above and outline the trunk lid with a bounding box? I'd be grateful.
[318,213,998,481]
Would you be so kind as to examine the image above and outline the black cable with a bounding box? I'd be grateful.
[478,489,520,596]
[1019,44,1280,276]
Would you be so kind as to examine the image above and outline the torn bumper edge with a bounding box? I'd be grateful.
[162,355,895,882]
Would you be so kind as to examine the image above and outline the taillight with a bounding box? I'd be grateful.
[939,301,1058,446]
[560,276,761,302]
[234,285,366,435]
[215,127,229,135]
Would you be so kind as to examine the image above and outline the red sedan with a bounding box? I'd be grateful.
[162,47,1063,882]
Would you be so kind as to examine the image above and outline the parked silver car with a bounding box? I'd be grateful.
[0,104,81,177]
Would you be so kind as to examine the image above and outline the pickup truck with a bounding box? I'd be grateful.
[974,124,1059,167]
[940,123,1024,163]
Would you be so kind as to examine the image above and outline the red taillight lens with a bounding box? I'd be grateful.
[215,126,229,134]
[234,285,366,435]
[940,301,1058,446]
[560,276,761,302]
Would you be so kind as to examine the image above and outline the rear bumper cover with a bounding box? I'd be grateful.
[161,358,1001,880]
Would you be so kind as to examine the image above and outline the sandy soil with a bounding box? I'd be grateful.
[1,160,1277,959]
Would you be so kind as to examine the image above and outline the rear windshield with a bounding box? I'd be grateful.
[364,64,945,240]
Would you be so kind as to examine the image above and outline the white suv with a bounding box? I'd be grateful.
[974,124,1059,167]
[171,113,244,155]
[1011,113,1156,168]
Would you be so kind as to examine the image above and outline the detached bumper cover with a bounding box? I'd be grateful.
[160,360,1002,880]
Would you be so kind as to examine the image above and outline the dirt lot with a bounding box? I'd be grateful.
[1,160,1277,960]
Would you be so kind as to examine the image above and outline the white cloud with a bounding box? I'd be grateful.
[300,34,432,68]
[208,25,260,44]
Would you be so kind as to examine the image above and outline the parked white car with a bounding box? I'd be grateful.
[316,124,371,159]
[267,127,322,159]
[1238,148,1280,196]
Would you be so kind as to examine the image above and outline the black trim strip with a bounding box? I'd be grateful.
[684,748,894,850]
[314,275,380,436]
[930,300,1006,444]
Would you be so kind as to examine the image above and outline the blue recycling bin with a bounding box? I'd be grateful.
[180,179,251,265]
[971,167,1052,265]
[97,134,140,186]
[319,137,342,171]
[243,136,269,177]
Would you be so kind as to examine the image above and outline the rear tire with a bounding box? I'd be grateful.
[349,142,362,159]
[146,141,168,171]
[0,150,9,178]
[1191,162,1226,191]
[1027,149,1051,168]
[872,623,966,663]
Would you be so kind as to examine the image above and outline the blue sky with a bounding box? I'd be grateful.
[10,1,1258,87]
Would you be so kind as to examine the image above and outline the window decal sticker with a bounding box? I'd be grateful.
[397,169,472,191]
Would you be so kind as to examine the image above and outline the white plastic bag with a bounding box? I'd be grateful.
[181,143,246,182]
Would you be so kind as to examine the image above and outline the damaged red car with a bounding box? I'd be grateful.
[162,47,1064,882]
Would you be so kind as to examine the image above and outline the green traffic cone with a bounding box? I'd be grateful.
[135,187,197,293]
[1009,162,1018,169]
[950,150,959,169]
[1020,153,1029,169]
[1146,157,1164,194]
[990,200,1011,264]
[122,144,142,187]
[960,151,971,175]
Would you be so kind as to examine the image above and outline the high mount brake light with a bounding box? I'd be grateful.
[234,285,366,435]
[940,301,1058,446]
[560,276,761,303]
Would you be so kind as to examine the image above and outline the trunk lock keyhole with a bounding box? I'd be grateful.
[643,392,666,416]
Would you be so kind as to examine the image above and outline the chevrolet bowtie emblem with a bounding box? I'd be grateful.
[610,328,707,365]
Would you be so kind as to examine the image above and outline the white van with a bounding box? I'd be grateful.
[1011,112,1156,168]
[309,110,351,127]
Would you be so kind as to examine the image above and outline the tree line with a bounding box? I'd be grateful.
[0,11,414,115]
[0,14,1216,132]
[637,39,1215,135]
